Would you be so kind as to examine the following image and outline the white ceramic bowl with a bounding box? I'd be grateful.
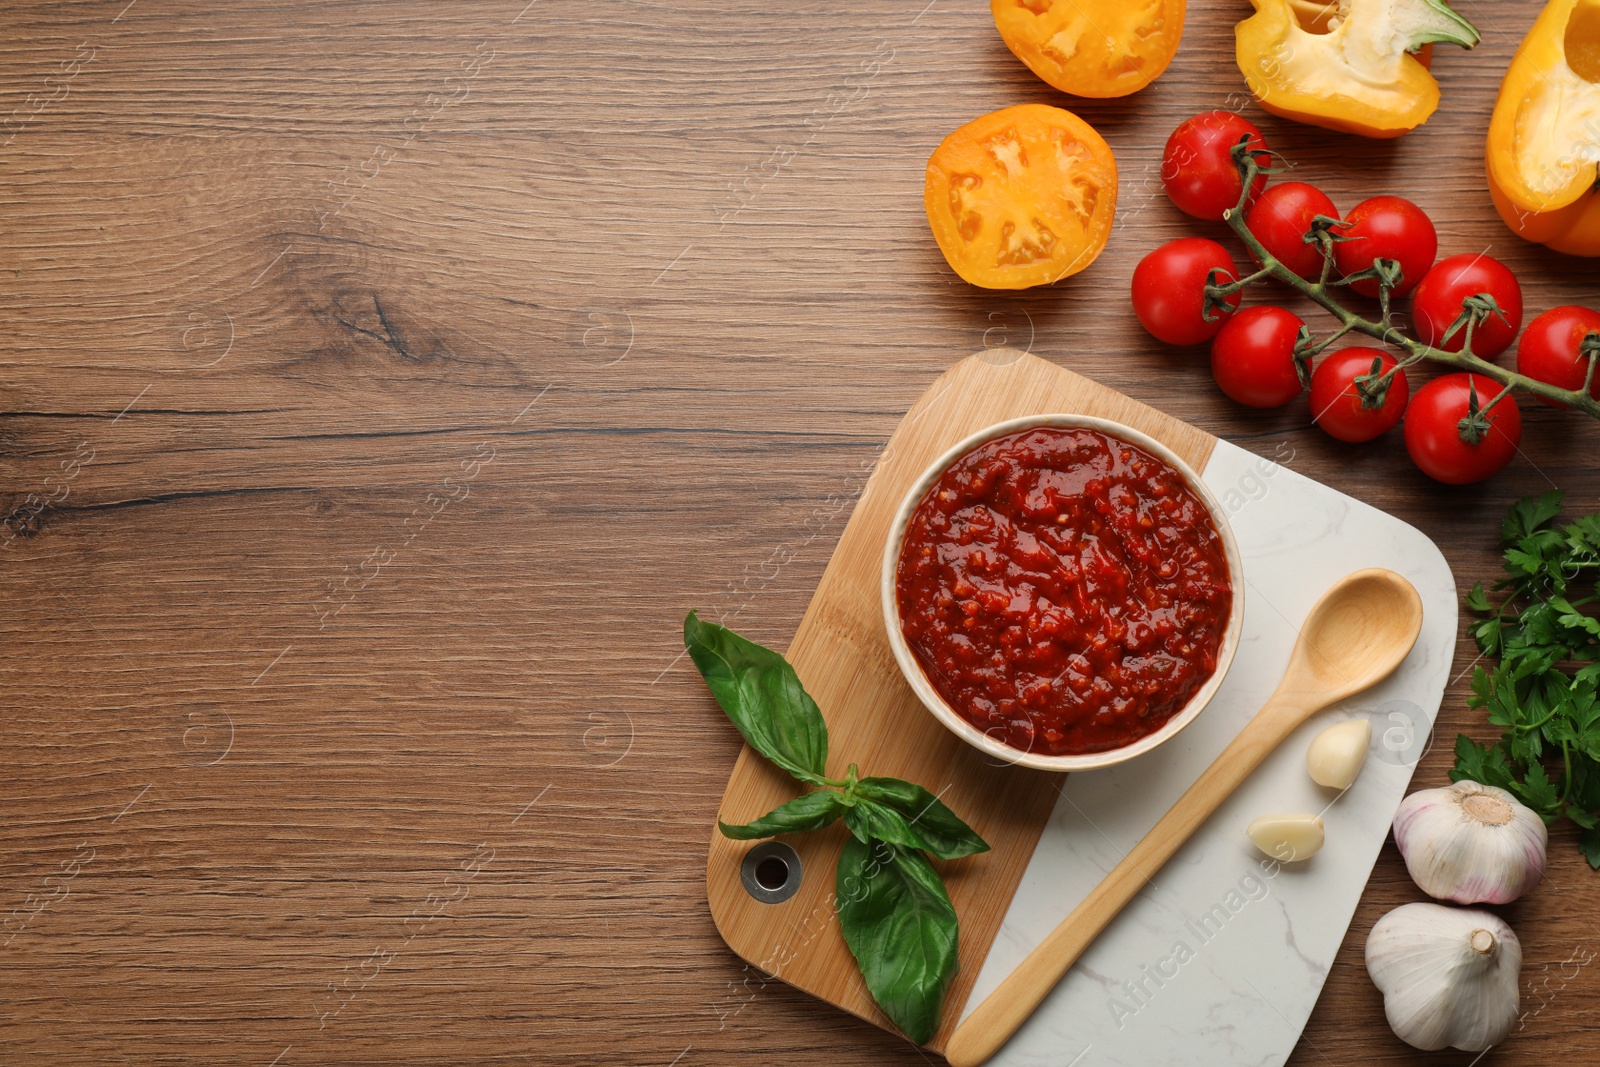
[880,414,1245,772]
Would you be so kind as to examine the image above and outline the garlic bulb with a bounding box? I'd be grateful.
[1393,779,1547,904]
[1306,718,1372,789]
[1246,813,1324,861]
[1366,902,1521,1052]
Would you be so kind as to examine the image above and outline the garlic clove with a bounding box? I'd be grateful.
[1365,901,1521,1052]
[1247,813,1324,862]
[1306,717,1372,790]
[1393,779,1548,904]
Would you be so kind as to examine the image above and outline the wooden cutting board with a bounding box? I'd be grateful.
[706,349,1457,1065]
[703,348,1217,1050]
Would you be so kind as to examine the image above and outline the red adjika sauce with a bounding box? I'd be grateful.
[895,426,1233,757]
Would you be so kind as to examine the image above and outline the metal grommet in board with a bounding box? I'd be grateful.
[740,840,802,904]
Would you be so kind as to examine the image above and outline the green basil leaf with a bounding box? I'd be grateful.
[836,836,958,1045]
[719,790,847,840]
[848,778,990,860]
[684,611,828,783]
[843,800,924,851]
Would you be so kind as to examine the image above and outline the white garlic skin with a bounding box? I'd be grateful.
[1306,718,1372,790]
[1393,779,1547,905]
[1246,813,1324,862]
[1366,902,1521,1052]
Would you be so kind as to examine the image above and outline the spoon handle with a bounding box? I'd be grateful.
[944,697,1309,1067]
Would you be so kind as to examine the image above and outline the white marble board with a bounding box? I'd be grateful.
[957,438,1459,1067]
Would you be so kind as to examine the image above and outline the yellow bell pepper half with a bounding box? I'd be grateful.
[1236,0,1479,138]
[1487,0,1600,256]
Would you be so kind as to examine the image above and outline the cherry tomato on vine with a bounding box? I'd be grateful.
[1515,305,1600,407]
[1132,238,1242,345]
[1410,254,1523,361]
[1161,111,1269,222]
[1210,306,1305,407]
[1332,196,1437,299]
[1245,182,1338,280]
[1309,347,1410,442]
[1403,373,1522,484]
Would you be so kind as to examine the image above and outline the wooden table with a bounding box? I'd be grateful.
[1,1,1596,1064]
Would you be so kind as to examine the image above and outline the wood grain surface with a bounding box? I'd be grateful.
[1,1,1597,1065]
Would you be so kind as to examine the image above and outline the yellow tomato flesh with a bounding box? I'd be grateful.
[924,104,1118,290]
[991,0,1184,97]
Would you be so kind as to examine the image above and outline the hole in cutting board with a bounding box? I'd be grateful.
[740,841,802,904]
[755,856,789,889]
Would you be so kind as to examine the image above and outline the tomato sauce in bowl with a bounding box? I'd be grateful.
[890,422,1236,763]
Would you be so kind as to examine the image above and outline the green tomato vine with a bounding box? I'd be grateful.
[1203,141,1600,426]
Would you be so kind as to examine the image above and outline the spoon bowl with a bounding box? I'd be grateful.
[1284,567,1427,704]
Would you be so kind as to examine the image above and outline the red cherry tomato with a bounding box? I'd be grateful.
[1209,306,1306,407]
[1132,238,1242,345]
[1515,305,1600,407]
[1245,182,1339,280]
[1332,196,1437,299]
[1309,347,1410,442]
[1410,254,1523,361]
[1161,111,1269,222]
[1403,373,1522,484]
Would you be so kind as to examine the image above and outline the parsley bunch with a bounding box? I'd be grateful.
[685,612,988,1043]
[1453,491,1600,866]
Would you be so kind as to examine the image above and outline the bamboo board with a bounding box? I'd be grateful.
[704,349,1216,1052]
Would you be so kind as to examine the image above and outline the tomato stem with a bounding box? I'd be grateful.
[1581,333,1600,398]
[1477,378,1515,417]
[1304,321,1356,359]
[1222,144,1600,420]
[1206,265,1276,296]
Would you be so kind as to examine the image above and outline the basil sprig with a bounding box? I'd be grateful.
[685,611,989,1043]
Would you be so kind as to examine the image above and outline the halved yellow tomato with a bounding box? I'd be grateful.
[991,0,1184,98]
[924,104,1118,290]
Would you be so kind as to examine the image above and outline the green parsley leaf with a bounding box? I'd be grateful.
[1451,734,1517,792]
[1515,761,1561,815]
[1453,494,1600,863]
[1502,490,1564,545]
[1464,582,1492,613]
[1583,826,1600,870]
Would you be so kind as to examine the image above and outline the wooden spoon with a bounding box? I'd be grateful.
[944,568,1424,1067]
